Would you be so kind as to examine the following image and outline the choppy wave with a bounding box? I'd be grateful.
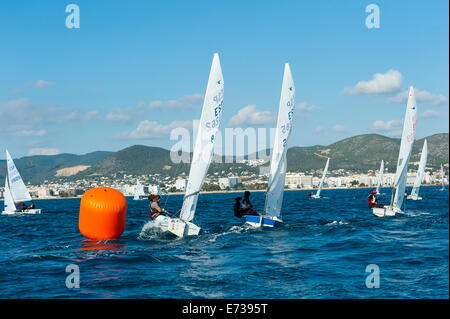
[0,186,448,298]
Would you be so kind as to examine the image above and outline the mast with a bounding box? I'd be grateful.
[179,53,224,222]
[264,63,296,217]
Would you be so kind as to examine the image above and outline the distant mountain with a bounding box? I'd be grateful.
[0,151,112,184]
[287,133,449,172]
[0,133,448,184]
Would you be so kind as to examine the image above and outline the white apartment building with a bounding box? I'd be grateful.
[218,176,241,189]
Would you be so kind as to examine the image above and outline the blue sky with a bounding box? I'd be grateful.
[0,0,448,158]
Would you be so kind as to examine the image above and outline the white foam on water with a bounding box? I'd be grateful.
[325,220,349,226]
[207,224,251,243]
[138,220,161,240]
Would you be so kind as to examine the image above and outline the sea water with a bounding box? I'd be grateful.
[0,186,448,298]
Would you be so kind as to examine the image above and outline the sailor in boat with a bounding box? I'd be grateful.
[367,189,383,209]
[241,191,257,215]
[306,191,313,197]
[17,202,27,212]
[233,197,243,218]
[27,201,35,209]
[148,194,169,219]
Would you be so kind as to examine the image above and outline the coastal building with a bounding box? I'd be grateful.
[285,173,313,189]
[175,179,188,191]
[218,176,241,189]
[148,184,160,195]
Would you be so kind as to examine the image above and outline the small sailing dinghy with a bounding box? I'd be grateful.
[407,140,427,200]
[243,63,295,228]
[372,86,417,217]
[2,150,41,215]
[311,158,330,199]
[438,164,446,190]
[133,180,146,200]
[375,160,384,195]
[153,53,224,237]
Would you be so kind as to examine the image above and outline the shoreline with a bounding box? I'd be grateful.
[20,184,444,200]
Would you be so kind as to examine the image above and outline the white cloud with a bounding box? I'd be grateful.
[27,148,62,156]
[315,126,324,133]
[345,69,402,95]
[13,129,47,137]
[0,98,101,137]
[84,110,100,121]
[140,94,203,110]
[229,105,275,126]
[387,130,402,137]
[298,101,319,112]
[420,110,440,118]
[371,120,402,132]
[34,80,56,88]
[106,108,133,122]
[118,120,193,139]
[388,88,448,106]
[333,124,347,132]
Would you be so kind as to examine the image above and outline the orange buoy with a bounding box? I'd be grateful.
[79,187,127,240]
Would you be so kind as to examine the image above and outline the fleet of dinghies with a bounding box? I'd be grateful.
[1,54,446,233]
[2,150,40,215]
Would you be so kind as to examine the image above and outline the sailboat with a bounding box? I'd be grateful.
[311,158,330,199]
[153,53,224,237]
[2,150,41,215]
[438,164,445,190]
[372,86,417,217]
[243,63,295,228]
[375,160,384,195]
[407,140,427,200]
[133,180,146,200]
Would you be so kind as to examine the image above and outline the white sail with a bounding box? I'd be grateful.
[133,180,145,200]
[391,86,418,208]
[179,53,224,222]
[376,160,384,194]
[264,63,295,218]
[6,150,32,202]
[315,158,330,198]
[3,177,16,212]
[411,140,427,197]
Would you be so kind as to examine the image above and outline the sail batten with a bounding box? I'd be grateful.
[411,140,427,197]
[6,150,32,202]
[391,86,418,208]
[315,158,330,197]
[179,53,224,222]
[264,63,295,217]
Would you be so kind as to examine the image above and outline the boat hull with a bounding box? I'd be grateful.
[310,194,321,199]
[153,214,200,237]
[1,209,41,215]
[243,215,282,228]
[372,205,402,217]
[407,195,422,200]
